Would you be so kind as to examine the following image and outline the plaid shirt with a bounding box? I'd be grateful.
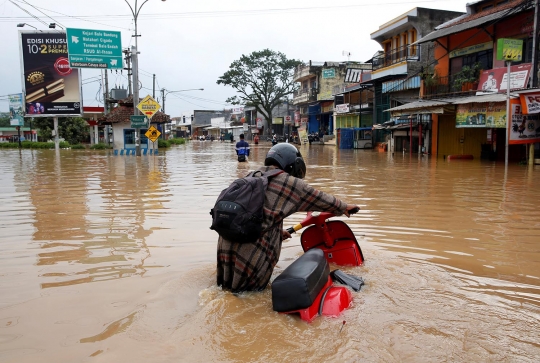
[217,166,347,292]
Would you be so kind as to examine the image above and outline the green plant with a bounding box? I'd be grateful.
[453,63,482,90]
[158,139,171,148]
[71,144,86,149]
[169,138,187,145]
[90,143,110,150]
[424,71,440,87]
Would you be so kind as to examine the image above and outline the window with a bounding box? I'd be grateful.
[124,129,149,148]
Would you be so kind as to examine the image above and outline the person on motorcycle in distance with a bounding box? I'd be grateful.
[217,143,360,293]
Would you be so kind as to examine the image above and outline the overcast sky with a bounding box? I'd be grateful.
[0,0,472,117]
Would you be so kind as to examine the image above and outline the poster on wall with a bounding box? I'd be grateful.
[456,102,507,128]
[509,99,540,144]
[19,31,82,117]
[476,63,531,95]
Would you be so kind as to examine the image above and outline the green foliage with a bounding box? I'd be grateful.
[90,143,110,150]
[0,141,55,149]
[168,138,186,145]
[0,114,10,127]
[32,117,90,144]
[217,49,302,124]
[158,139,171,148]
[71,144,86,149]
[453,63,482,90]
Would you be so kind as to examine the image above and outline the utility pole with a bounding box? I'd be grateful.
[132,45,141,156]
[161,88,165,112]
[124,49,132,96]
[153,74,156,99]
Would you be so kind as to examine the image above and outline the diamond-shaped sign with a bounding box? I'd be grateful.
[137,95,161,118]
[145,125,161,142]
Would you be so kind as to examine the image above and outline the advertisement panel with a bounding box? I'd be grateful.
[476,63,531,94]
[8,93,25,126]
[456,102,507,128]
[519,92,540,114]
[19,31,82,117]
[509,99,540,144]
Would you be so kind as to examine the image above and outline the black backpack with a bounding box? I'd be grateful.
[210,169,283,243]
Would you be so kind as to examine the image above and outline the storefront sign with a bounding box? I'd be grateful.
[272,117,283,125]
[284,115,292,124]
[449,42,493,59]
[497,38,523,62]
[509,99,540,144]
[456,102,507,128]
[335,104,350,114]
[519,92,540,114]
[256,118,263,129]
[19,31,82,117]
[476,63,531,94]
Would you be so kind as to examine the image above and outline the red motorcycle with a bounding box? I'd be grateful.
[272,208,364,323]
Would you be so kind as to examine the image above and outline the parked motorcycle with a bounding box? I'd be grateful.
[307,132,320,144]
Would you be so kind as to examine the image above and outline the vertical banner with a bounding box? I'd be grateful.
[509,99,540,144]
[8,93,25,126]
[19,31,82,117]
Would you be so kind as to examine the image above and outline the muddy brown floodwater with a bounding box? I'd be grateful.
[0,142,539,363]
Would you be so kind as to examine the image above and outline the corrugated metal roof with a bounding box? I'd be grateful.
[452,93,511,104]
[385,99,454,112]
[415,10,508,45]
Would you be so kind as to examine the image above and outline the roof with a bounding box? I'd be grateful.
[415,0,528,45]
[385,93,514,114]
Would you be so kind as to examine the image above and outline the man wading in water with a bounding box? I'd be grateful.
[217,143,359,293]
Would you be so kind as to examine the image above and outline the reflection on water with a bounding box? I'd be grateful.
[0,142,539,362]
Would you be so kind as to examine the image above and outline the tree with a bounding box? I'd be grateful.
[217,49,301,132]
[32,117,90,144]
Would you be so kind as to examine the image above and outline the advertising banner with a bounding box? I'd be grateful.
[19,31,82,117]
[256,118,263,129]
[456,102,507,128]
[8,93,25,126]
[272,117,283,125]
[519,92,540,114]
[476,63,531,94]
[509,99,540,144]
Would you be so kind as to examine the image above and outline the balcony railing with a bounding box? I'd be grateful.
[423,74,480,98]
[372,45,420,71]
[293,87,317,104]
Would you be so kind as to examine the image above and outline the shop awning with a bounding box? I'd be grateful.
[384,99,455,116]
[452,93,512,104]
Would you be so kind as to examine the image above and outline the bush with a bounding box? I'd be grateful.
[158,139,171,148]
[71,144,86,149]
[169,138,186,145]
[90,143,110,150]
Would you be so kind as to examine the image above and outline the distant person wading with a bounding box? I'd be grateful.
[235,134,250,162]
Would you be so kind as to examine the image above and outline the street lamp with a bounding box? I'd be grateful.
[48,23,64,29]
[160,88,204,113]
[123,0,167,156]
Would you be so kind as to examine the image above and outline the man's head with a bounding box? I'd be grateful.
[265,143,306,179]
[240,134,245,139]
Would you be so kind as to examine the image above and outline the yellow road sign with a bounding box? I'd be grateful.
[145,125,161,142]
[137,95,161,118]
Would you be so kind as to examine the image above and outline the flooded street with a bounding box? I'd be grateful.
[1,141,540,362]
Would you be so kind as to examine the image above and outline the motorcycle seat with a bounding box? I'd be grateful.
[272,248,330,312]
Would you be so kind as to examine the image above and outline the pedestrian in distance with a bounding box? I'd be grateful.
[235,133,250,162]
[217,143,360,293]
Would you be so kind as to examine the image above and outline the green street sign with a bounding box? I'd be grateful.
[496,38,523,62]
[130,115,148,128]
[66,28,123,69]
[322,68,336,79]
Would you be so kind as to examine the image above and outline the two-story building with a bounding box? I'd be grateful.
[393,0,540,161]
[369,7,465,150]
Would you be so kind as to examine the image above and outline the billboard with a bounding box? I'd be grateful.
[476,63,531,95]
[509,99,540,144]
[456,102,506,128]
[8,93,24,126]
[19,31,82,117]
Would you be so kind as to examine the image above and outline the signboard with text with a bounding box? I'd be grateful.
[137,95,161,118]
[130,115,148,128]
[476,63,531,95]
[519,92,540,114]
[509,99,540,144]
[456,102,507,128]
[19,31,82,117]
[497,38,523,62]
[66,28,122,69]
[8,93,24,126]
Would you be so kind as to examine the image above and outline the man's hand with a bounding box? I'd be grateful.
[281,229,292,240]
[343,204,360,217]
